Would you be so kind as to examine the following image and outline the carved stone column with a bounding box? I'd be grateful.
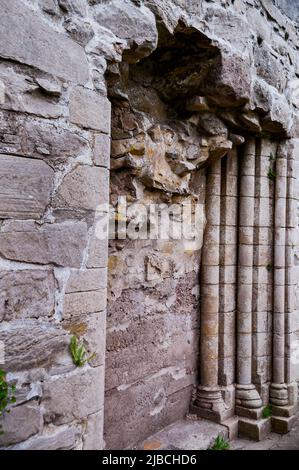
[270,141,298,433]
[236,139,269,440]
[193,159,228,422]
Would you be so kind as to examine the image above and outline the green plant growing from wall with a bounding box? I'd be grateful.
[262,404,273,419]
[267,168,277,181]
[0,370,16,434]
[268,153,275,161]
[210,435,230,450]
[69,336,95,367]
[266,263,272,272]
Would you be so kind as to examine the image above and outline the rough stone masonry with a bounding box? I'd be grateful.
[0,0,299,450]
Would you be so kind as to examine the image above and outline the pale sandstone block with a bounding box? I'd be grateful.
[83,409,104,450]
[0,320,69,371]
[63,312,106,368]
[63,290,107,317]
[0,0,89,84]
[43,367,104,425]
[0,269,55,321]
[86,234,108,269]
[253,332,269,357]
[93,133,110,168]
[0,155,54,219]
[66,268,107,293]
[70,86,111,132]
[0,220,88,267]
[0,404,42,446]
[54,165,109,211]
[12,426,79,450]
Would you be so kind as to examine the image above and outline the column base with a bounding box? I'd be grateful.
[270,383,288,406]
[235,384,263,409]
[270,381,298,433]
[271,415,297,434]
[235,405,263,420]
[238,417,271,441]
[191,385,234,423]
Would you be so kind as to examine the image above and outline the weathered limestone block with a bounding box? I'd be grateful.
[0,65,63,119]
[0,221,88,267]
[63,312,106,367]
[204,52,251,108]
[0,155,54,219]
[0,404,42,446]
[63,290,107,317]
[43,367,104,425]
[0,321,69,371]
[66,268,107,293]
[83,409,104,450]
[63,17,94,46]
[93,133,111,168]
[0,270,55,322]
[95,0,158,62]
[254,43,287,92]
[203,5,252,54]
[54,166,109,211]
[105,377,193,449]
[87,234,108,269]
[69,87,111,132]
[0,0,89,84]
[0,112,89,163]
[11,426,79,450]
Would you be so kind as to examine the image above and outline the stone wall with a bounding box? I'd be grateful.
[0,0,111,450]
[1,0,299,451]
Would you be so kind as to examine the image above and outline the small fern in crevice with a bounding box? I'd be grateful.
[262,404,273,419]
[0,370,16,434]
[268,153,275,162]
[267,168,277,181]
[69,336,95,367]
[210,435,230,450]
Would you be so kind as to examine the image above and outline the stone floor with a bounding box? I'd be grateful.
[139,415,299,450]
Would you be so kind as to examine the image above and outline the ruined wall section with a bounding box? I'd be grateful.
[102,0,299,449]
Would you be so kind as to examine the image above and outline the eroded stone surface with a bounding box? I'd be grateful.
[0,155,54,219]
